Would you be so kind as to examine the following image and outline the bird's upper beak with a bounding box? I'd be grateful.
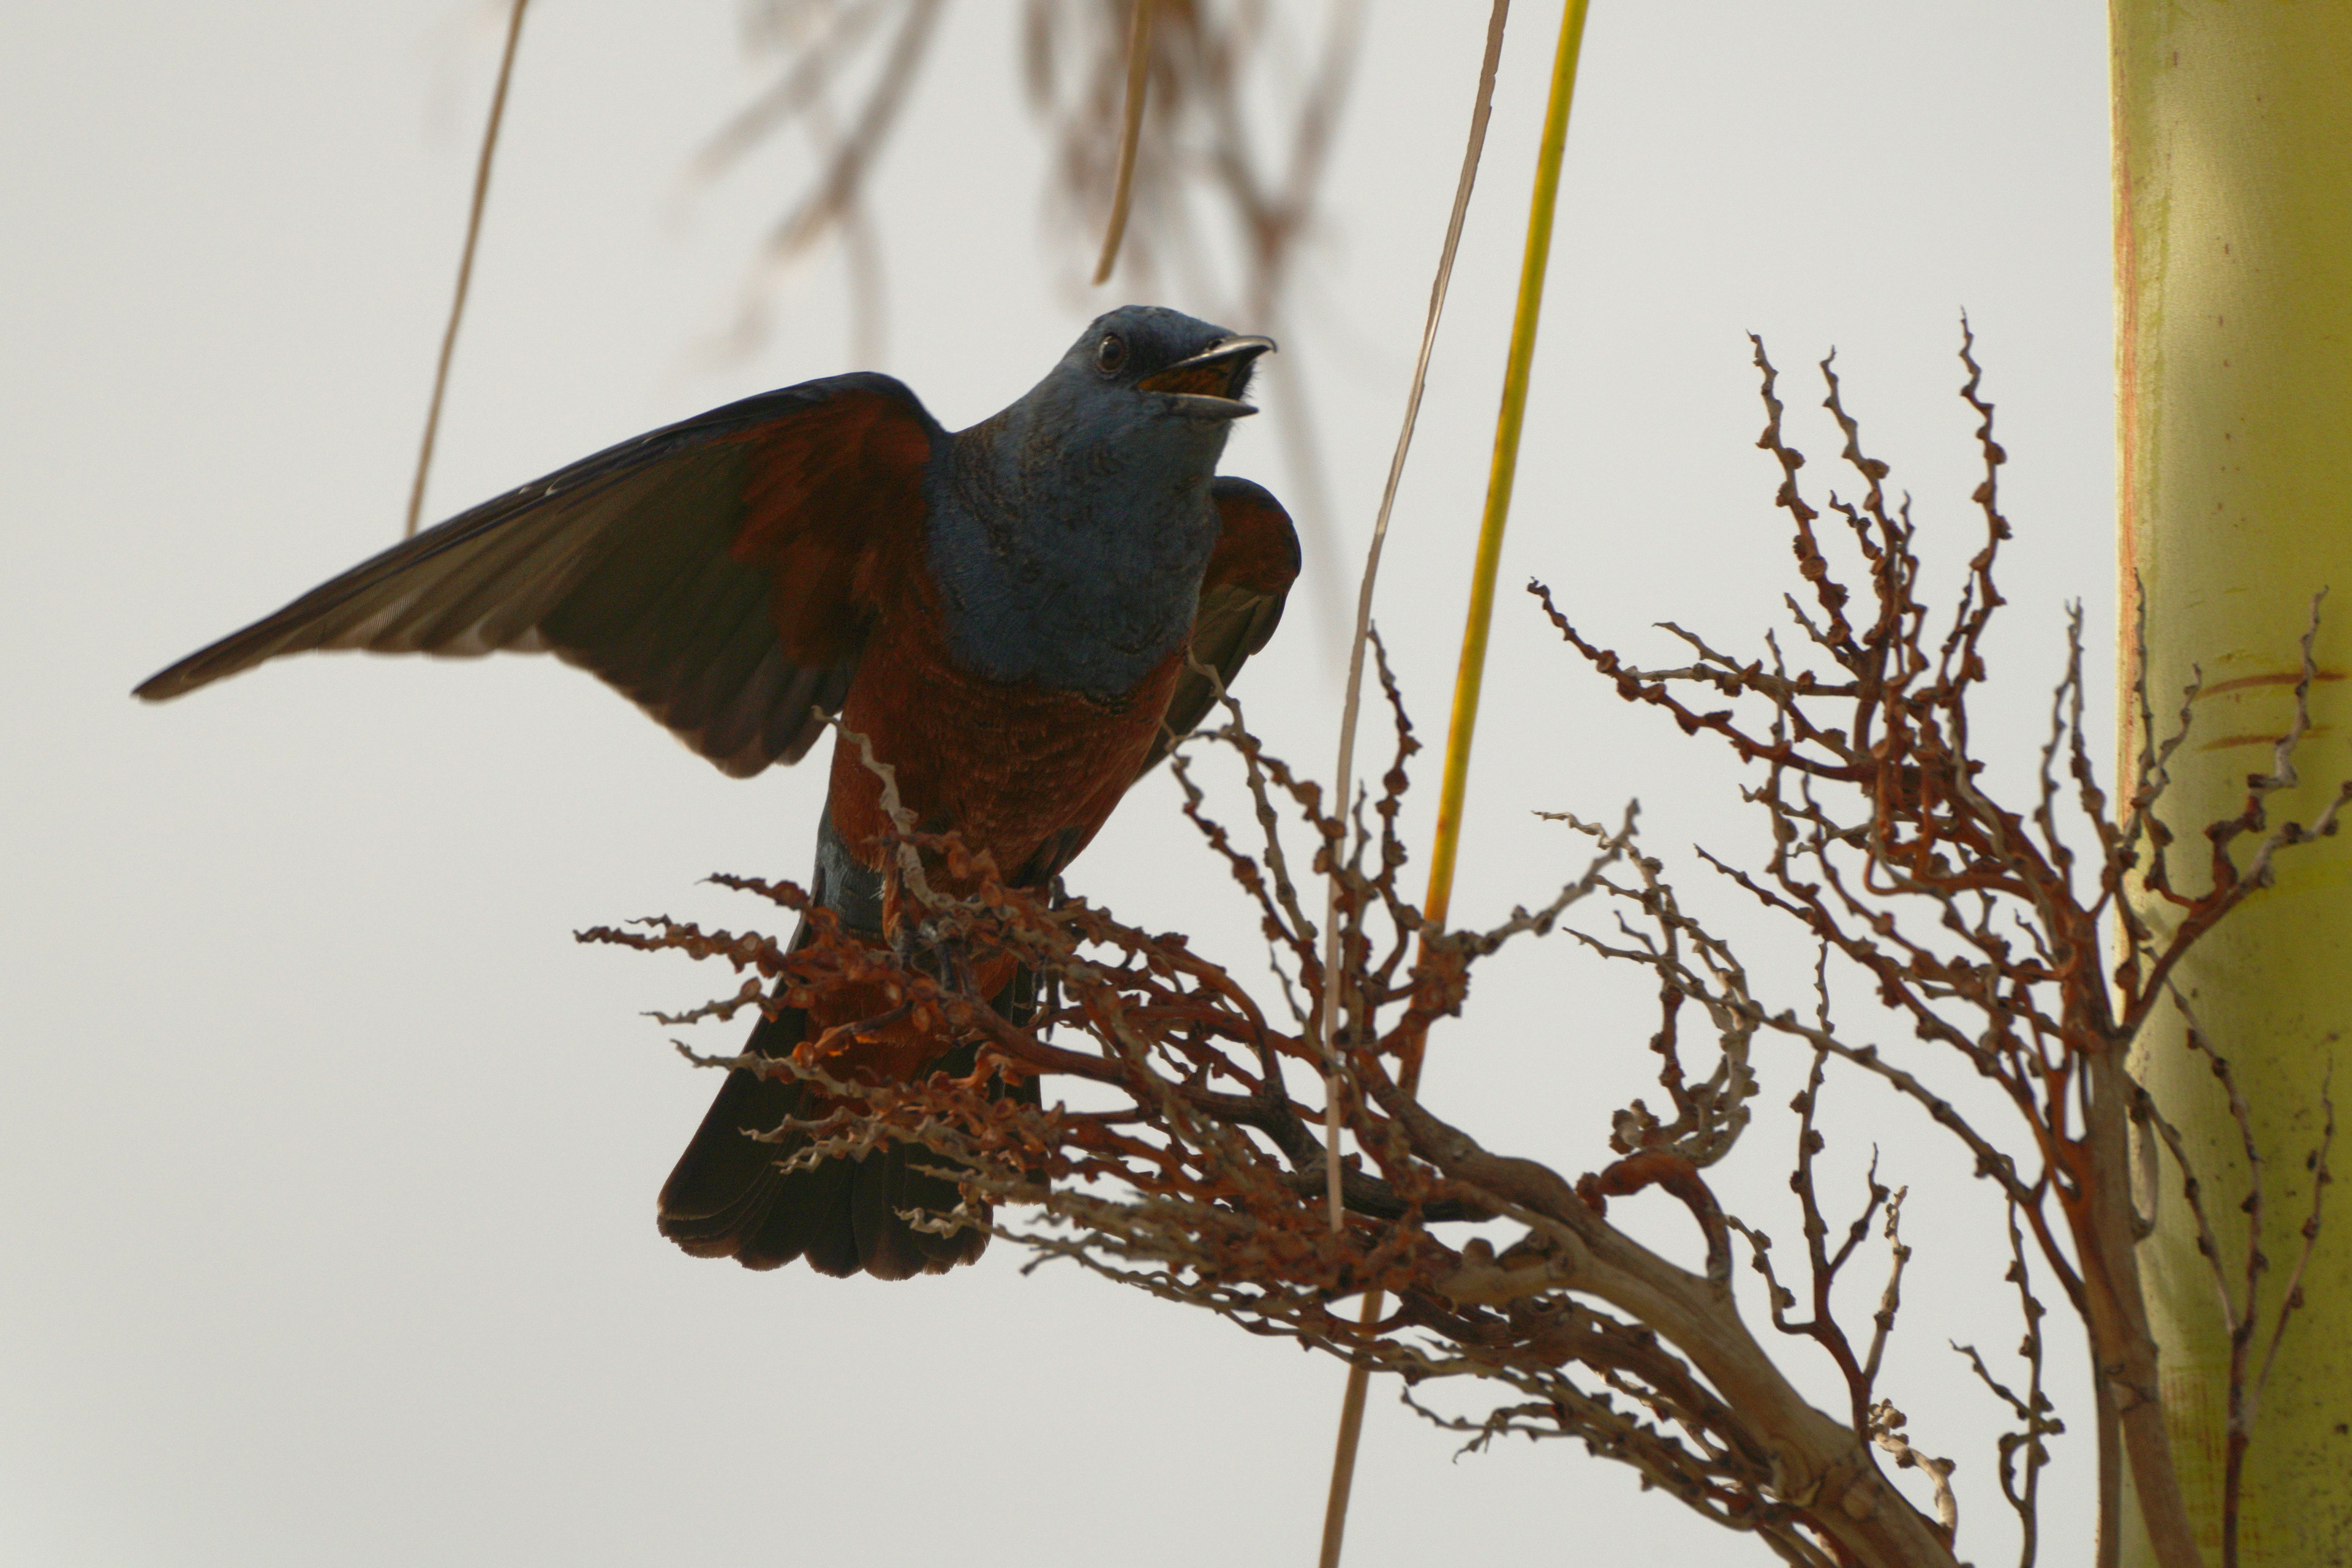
[1136,334,1275,420]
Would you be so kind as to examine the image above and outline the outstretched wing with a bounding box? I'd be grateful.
[134,374,943,778]
[1140,475,1300,775]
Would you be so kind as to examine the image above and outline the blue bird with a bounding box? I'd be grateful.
[136,306,1299,1279]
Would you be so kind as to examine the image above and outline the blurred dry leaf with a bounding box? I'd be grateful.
[706,0,1367,625]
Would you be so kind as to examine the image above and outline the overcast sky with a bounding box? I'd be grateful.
[4,4,2114,1563]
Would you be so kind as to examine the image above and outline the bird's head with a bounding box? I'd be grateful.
[938,307,1278,687]
[1001,306,1275,476]
[1082,304,1273,417]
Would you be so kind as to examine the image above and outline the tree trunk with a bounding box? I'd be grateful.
[2114,4,2352,1564]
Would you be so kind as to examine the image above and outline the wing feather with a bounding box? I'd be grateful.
[1139,476,1300,777]
[135,374,940,778]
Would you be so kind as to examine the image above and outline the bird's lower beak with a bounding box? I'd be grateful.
[1137,334,1275,419]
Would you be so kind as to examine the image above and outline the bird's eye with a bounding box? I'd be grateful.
[1095,333,1128,377]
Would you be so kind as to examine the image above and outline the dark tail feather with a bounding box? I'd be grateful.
[655,973,1037,1280]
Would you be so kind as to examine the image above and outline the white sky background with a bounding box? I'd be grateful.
[2,3,2115,1564]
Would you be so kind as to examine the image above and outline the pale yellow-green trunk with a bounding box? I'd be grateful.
[2114,4,2352,1564]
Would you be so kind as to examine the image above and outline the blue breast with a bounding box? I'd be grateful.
[921,388,1229,703]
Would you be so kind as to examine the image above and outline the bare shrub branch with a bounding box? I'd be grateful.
[591,336,2344,1568]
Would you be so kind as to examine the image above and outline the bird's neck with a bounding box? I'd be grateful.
[922,413,1222,699]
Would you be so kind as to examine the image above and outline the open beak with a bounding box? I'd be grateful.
[1137,334,1276,419]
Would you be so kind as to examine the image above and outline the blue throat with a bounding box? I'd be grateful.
[922,390,1230,703]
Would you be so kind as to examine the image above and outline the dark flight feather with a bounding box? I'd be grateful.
[134,374,942,779]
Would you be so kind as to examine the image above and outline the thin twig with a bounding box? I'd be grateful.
[405,0,530,538]
[2253,1068,2334,1407]
[1091,0,1156,284]
[1316,0,1516,1226]
[1311,11,1510,1566]
[1324,6,1606,1565]
[1868,1401,1959,1544]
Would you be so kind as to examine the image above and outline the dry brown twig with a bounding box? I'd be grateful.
[699,1,1357,361]
[688,0,945,359]
[1950,1197,2064,1568]
[584,338,2343,1568]
[1535,329,2343,1567]
[406,0,530,537]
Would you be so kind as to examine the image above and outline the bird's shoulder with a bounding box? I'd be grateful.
[712,374,949,664]
[1204,476,1300,595]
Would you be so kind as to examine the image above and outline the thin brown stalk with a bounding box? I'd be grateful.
[760,0,944,268]
[1091,0,1156,285]
[405,0,529,539]
[1316,7,1512,1562]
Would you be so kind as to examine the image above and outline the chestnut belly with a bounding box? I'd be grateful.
[824,614,1183,899]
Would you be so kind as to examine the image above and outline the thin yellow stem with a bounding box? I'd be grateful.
[1091,0,1156,285]
[406,0,530,539]
[1314,0,1510,1250]
[1317,6,1588,1564]
[1420,0,1585,943]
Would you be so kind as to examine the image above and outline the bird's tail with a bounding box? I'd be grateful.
[655,972,1038,1280]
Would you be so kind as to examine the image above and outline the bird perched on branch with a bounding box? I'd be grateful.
[135,306,1298,1281]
